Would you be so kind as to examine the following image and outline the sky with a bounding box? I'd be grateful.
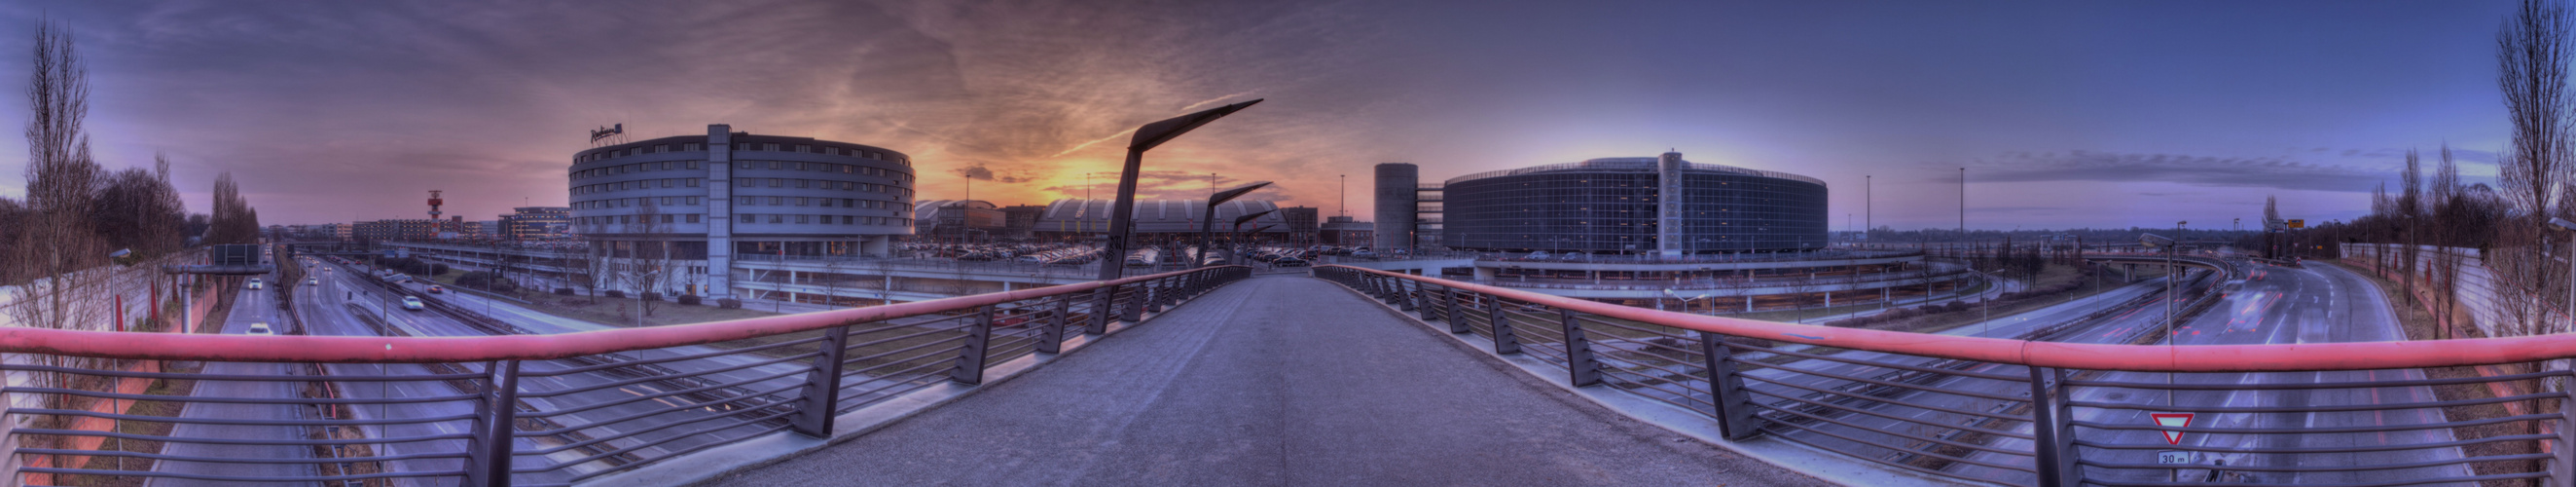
[0,0,2531,231]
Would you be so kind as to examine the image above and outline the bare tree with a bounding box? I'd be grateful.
[625,200,672,318]
[5,19,107,420]
[2499,0,2576,337]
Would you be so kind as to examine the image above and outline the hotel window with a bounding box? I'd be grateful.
[843,215,854,225]
[795,179,809,189]
[687,214,701,223]
[865,151,879,159]
[660,197,673,206]
[793,162,806,170]
[769,197,782,206]
[686,178,701,187]
[741,214,755,223]
[739,197,754,206]
[796,215,810,224]
[662,162,673,170]
[840,181,853,190]
[739,178,754,187]
[795,197,809,206]
[739,162,754,169]
[769,178,782,187]
[764,143,780,151]
[769,161,782,169]
[841,199,854,207]
[686,143,702,151]
[687,197,702,205]
[796,144,811,153]
[770,215,783,223]
[661,214,674,223]
[660,179,673,188]
[686,161,700,169]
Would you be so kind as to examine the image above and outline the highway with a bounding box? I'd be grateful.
[1957,262,2467,484]
[150,266,313,484]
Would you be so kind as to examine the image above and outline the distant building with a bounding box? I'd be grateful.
[913,200,1005,242]
[353,218,452,242]
[1028,198,1290,243]
[500,206,572,241]
[1000,205,1048,240]
[1409,153,1828,254]
[1321,215,1372,246]
[1281,206,1320,246]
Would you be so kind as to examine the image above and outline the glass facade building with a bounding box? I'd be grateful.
[1440,156,1827,253]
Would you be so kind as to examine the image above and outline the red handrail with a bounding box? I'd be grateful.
[1330,265,2576,372]
[0,266,1243,363]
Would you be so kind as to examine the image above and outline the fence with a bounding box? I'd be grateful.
[1316,265,2572,486]
[0,266,1251,486]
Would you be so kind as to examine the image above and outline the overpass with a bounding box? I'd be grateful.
[0,261,2568,485]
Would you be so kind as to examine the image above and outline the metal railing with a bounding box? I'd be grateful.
[1315,265,2575,487]
[0,266,1252,486]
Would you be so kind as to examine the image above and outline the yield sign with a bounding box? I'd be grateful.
[2150,413,2195,445]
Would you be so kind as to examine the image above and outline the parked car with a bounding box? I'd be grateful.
[401,296,426,311]
[1273,258,1310,268]
[246,278,264,289]
[426,285,446,294]
[245,322,273,336]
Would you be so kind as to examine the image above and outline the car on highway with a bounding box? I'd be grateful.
[307,278,319,286]
[426,285,446,294]
[401,296,426,311]
[246,278,264,289]
[245,323,273,336]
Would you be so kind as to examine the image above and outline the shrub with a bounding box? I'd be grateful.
[640,292,664,302]
[605,290,626,298]
[554,287,574,296]
[716,298,742,309]
[677,294,703,306]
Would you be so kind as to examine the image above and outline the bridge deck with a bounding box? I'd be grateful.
[726,275,1825,486]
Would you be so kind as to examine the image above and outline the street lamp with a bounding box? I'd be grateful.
[1099,98,1265,281]
[1662,288,1712,315]
[1198,182,1275,267]
[2141,230,2180,410]
[1226,209,1277,265]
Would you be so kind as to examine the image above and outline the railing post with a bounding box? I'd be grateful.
[1088,286,1114,335]
[1120,284,1144,322]
[1418,284,1444,321]
[1143,281,1164,314]
[1697,331,1762,440]
[465,359,522,487]
[1559,308,1599,387]
[2029,366,2081,487]
[1488,297,1520,355]
[2556,370,2574,485]
[1445,288,1470,334]
[952,305,995,385]
[1397,279,1419,312]
[1037,296,1070,355]
[791,324,853,437]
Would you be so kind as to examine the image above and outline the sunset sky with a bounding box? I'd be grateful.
[0,1,2527,231]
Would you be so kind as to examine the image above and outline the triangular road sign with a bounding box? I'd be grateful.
[2151,413,2195,445]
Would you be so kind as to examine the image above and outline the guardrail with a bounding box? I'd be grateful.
[1314,265,2574,486]
[0,266,1252,486]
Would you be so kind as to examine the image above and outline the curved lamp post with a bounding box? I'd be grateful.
[1198,182,1275,267]
[1097,99,1265,281]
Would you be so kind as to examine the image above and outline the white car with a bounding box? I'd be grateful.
[401,296,425,311]
[308,278,319,286]
[245,323,273,336]
[246,278,264,289]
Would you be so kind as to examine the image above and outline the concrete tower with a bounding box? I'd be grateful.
[1373,163,1418,252]
[1656,151,1685,257]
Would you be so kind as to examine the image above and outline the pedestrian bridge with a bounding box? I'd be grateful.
[3,265,2571,486]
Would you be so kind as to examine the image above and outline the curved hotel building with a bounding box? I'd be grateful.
[567,124,917,298]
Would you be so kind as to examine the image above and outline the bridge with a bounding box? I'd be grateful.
[0,259,2568,486]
